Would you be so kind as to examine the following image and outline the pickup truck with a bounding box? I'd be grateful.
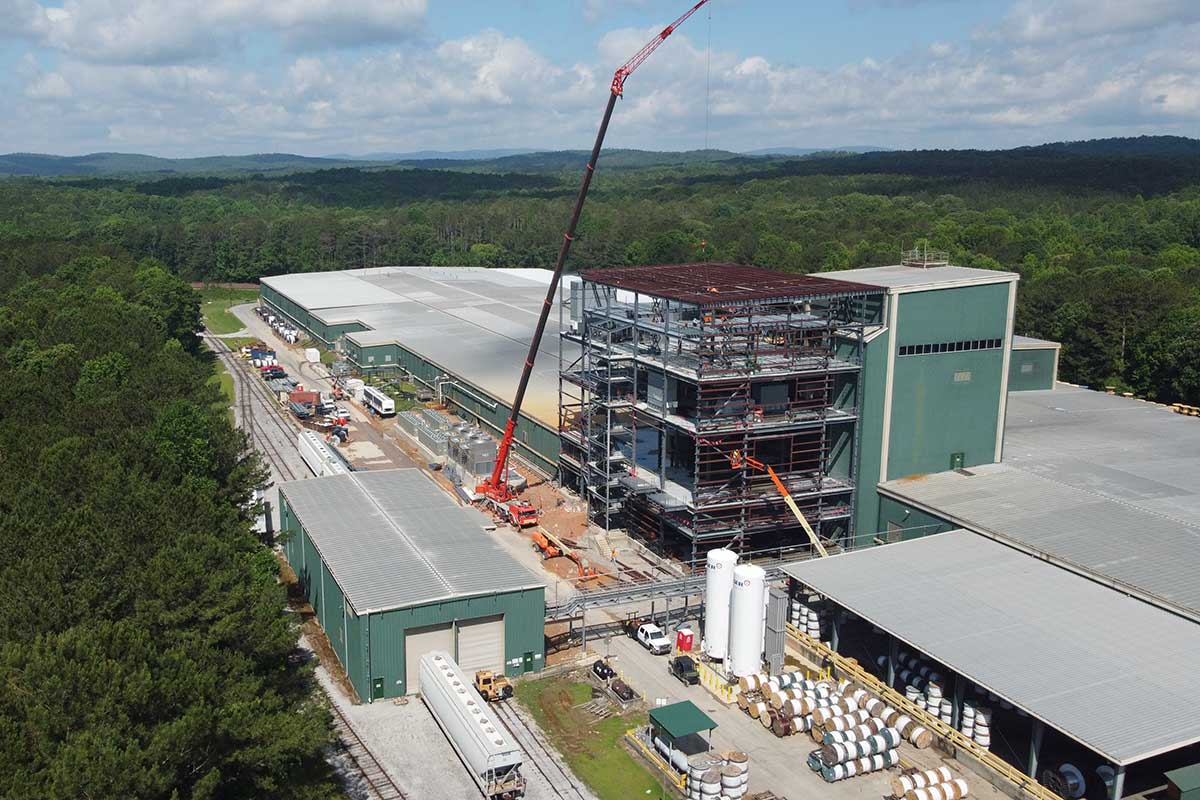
[635,623,672,655]
[669,655,700,685]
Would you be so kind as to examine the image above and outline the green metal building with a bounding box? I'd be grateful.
[1008,335,1060,392]
[279,468,545,701]
[821,260,1020,545]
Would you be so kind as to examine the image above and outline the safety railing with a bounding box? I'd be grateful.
[625,727,688,790]
[785,624,1064,800]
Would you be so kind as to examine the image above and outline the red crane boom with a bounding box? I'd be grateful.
[477,0,711,520]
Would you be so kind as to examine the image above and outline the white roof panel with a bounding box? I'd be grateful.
[821,264,1017,291]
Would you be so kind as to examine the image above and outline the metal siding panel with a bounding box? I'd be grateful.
[782,531,1200,764]
[887,348,1003,479]
[1007,348,1057,392]
[853,329,889,545]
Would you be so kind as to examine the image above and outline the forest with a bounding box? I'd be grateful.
[1,136,1198,405]
[0,257,340,798]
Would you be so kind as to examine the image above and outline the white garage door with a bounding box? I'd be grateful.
[404,623,454,693]
[456,615,505,675]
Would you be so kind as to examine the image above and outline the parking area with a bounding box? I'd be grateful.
[600,634,1013,800]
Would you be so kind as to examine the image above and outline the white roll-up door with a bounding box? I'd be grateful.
[404,623,454,693]
[456,615,505,675]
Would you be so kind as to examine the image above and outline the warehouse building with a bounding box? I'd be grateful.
[260,267,578,476]
[279,468,545,701]
[781,382,1200,798]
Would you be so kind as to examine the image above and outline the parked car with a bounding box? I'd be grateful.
[635,623,671,655]
[669,655,700,685]
[592,660,615,682]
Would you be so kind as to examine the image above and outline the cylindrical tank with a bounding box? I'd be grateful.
[703,548,738,660]
[728,563,766,677]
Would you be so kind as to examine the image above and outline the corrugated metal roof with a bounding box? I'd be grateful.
[820,264,1017,290]
[782,531,1200,764]
[881,386,1200,619]
[260,267,576,429]
[279,468,541,614]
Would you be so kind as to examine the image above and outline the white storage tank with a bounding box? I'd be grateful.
[703,548,738,660]
[728,564,766,677]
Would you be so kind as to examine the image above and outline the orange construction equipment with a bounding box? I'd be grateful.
[702,440,830,558]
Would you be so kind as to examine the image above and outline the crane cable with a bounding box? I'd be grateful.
[704,1,713,152]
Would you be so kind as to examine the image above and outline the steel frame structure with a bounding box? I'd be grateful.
[559,264,884,565]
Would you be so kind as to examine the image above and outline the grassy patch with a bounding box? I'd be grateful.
[208,362,236,424]
[198,285,259,335]
[222,336,258,352]
[514,676,668,800]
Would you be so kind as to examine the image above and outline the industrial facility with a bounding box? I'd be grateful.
[278,468,545,701]
[259,251,1200,800]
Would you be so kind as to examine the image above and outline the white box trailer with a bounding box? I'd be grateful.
[296,430,349,478]
[419,651,525,799]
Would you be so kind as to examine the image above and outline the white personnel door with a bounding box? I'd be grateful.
[404,623,454,694]
[456,615,506,675]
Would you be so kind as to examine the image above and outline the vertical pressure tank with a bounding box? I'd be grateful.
[729,563,767,677]
[703,548,738,660]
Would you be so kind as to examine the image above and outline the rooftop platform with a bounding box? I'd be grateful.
[819,263,1018,292]
[782,530,1200,765]
[880,385,1200,619]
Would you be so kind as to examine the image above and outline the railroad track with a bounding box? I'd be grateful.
[203,333,302,481]
[491,701,591,800]
[328,701,410,800]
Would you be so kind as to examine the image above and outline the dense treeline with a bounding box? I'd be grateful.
[0,256,338,798]
[1,140,1198,403]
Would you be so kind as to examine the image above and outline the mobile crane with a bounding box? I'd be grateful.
[698,438,831,558]
[476,0,712,525]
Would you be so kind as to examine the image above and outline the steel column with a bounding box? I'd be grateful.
[1027,719,1044,778]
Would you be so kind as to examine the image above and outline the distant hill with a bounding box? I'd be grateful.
[745,146,890,156]
[0,151,372,177]
[1026,135,1200,157]
[329,148,538,161]
[398,148,744,173]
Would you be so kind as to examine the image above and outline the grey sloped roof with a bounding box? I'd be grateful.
[260,267,577,429]
[280,469,541,613]
[881,386,1200,619]
[782,531,1200,765]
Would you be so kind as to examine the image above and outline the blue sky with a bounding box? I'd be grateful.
[1,0,1198,156]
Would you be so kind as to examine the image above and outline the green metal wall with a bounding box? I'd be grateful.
[344,336,560,475]
[876,495,955,542]
[361,588,546,700]
[278,496,546,703]
[852,329,890,546]
[260,285,369,348]
[886,283,1010,480]
[1008,347,1057,392]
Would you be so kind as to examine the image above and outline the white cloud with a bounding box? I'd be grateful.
[10,0,427,63]
[999,0,1200,44]
[1,0,1199,155]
